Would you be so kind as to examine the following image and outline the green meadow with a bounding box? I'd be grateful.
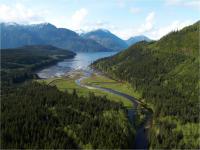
[37,74,133,108]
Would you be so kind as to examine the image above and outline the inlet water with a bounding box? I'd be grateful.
[37,52,117,78]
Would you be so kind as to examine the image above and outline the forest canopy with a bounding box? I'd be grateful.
[1,82,135,149]
[92,21,200,149]
[1,45,135,149]
[1,45,75,87]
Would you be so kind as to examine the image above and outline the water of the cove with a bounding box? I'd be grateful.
[37,52,117,78]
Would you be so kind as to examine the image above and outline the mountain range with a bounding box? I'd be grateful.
[126,35,151,46]
[1,23,110,52]
[1,22,151,52]
[81,29,128,51]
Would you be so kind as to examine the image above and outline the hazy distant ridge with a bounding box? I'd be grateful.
[0,22,111,52]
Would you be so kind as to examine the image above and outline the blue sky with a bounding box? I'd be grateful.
[0,0,199,39]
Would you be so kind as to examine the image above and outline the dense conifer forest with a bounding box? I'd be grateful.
[1,45,75,87]
[92,21,200,148]
[1,82,134,148]
[1,45,135,149]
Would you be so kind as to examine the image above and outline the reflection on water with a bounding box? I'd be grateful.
[37,52,117,78]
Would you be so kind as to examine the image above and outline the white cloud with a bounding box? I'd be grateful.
[75,20,118,34]
[130,7,141,14]
[148,20,193,40]
[117,0,126,8]
[143,11,155,31]
[109,11,156,40]
[186,0,200,8]
[0,3,45,24]
[83,21,109,30]
[0,2,195,42]
[165,0,200,8]
[109,13,194,41]
[65,8,88,30]
[146,12,155,22]
[71,8,88,26]
[165,0,182,5]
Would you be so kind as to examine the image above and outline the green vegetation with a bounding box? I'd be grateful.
[1,45,135,149]
[1,45,75,87]
[82,73,142,99]
[38,75,133,108]
[1,82,135,149]
[92,21,200,149]
[149,116,200,148]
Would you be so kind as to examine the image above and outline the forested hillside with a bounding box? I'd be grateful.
[1,45,75,87]
[1,82,134,149]
[92,21,199,149]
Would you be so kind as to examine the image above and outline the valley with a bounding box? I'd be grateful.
[37,69,152,149]
[36,50,152,148]
[1,47,141,148]
[0,2,199,147]
[34,43,156,148]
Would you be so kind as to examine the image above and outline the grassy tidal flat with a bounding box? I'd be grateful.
[82,72,142,99]
[37,71,133,108]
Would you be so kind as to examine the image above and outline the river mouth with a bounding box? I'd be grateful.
[37,52,117,78]
[37,51,152,149]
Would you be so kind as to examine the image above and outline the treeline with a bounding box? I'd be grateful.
[1,45,75,87]
[1,45,136,149]
[1,82,134,149]
[92,22,199,149]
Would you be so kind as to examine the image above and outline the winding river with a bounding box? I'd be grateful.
[37,52,152,149]
[75,71,152,149]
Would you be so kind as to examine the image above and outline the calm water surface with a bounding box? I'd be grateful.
[37,52,117,78]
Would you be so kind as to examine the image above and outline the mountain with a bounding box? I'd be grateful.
[0,22,111,52]
[126,35,151,46]
[81,29,128,51]
[92,21,199,149]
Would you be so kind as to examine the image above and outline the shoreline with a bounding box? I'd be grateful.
[38,67,153,149]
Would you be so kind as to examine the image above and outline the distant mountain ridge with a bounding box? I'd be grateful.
[81,29,128,51]
[1,22,153,52]
[0,22,111,52]
[126,35,151,46]
[17,45,72,52]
